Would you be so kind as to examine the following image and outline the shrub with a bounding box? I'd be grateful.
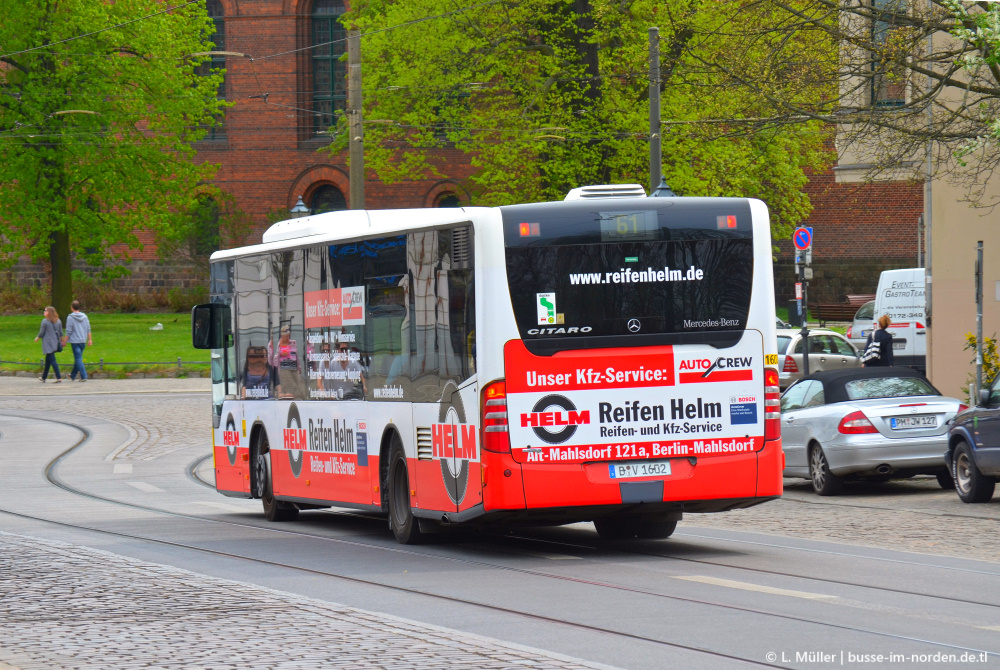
[963,332,1000,402]
[167,285,208,313]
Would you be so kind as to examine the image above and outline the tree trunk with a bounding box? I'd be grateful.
[49,228,72,322]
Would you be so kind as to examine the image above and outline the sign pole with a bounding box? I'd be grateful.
[792,227,812,376]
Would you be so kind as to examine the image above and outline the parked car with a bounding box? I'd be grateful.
[781,368,965,495]
[845,300,875,350]
[945,375,1000,503]
[776,328,861,389]
[777,316,791,329]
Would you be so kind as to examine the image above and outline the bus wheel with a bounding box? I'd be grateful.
[593,516,641,541]
[388,440,423,544]
[636,519,678,539]
[256,431,298,522]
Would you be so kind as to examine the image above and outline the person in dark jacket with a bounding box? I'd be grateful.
[34,306,63,383]
[863,314,894,367]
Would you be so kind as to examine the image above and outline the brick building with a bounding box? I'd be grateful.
[774,163,923,306]
[195,0,474,241]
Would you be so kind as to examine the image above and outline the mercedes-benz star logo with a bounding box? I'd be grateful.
[627,319,641,333]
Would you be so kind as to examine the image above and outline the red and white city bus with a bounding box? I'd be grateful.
[192,185,783,544]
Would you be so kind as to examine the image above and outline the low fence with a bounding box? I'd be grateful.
[0,358,208,371]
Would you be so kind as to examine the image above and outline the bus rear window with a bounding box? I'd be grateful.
[502,199,754,353]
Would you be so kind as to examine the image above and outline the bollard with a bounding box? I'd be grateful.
[177,357,182,369]
[99,357,104,372]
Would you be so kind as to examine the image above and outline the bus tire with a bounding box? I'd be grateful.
[255,430,298,522]
[593,516,641,541]
[388,437,423,544]
[636,519,678,539]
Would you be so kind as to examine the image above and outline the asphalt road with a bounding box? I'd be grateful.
[1,378,998,670]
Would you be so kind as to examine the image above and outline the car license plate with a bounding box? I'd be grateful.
[890,415,936,429]
[609,460,671,479]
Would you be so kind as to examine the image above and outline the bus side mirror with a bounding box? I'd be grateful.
[192,303,231,350]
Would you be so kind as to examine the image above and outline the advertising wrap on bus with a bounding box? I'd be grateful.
[505,331,765,465]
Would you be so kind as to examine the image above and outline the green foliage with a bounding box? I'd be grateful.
[963,332,1000,401]
[167,285,208,313]
[158,189,255,261]
[339,0,834,234]
[0,0,228,313]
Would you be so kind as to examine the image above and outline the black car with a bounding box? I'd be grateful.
[945,376,1000,503]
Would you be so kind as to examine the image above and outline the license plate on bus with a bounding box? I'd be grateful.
[609,460,671,479]
[889,415,936,430]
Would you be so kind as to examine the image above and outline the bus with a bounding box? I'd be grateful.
[192,184,783,544]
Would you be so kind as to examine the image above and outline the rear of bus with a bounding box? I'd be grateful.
[479,197,782,529]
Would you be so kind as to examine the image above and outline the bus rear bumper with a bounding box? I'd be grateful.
[481,442,783,522]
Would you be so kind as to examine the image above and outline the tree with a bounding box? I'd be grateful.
[689,0,1000,205]
[335,0,833,237]
[0,0,226,317]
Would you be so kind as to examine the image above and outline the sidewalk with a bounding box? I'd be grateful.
[0,531,609,670]
[0,375,210,396]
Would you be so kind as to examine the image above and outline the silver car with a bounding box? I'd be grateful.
[781,368,966,495]
[776,328,861,389]
[845,300,875,350]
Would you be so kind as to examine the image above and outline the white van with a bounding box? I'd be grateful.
[874,268,926,372]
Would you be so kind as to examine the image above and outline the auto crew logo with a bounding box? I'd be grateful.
[521,394,590,444]
[678,355,753,383]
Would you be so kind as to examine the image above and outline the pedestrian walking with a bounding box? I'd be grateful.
[62,300,93,382]
[34,306,63,383]
[862,314,894,367]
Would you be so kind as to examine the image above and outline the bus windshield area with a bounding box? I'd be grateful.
[502,200,754,349]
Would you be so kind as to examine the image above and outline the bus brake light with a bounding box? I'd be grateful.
[764,368,781,441]
[482,380,510,453]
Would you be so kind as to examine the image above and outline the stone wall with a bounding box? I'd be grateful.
[3,257,207,294]
[773,257,915,306]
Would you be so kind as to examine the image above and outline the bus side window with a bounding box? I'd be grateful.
[235,255,275,400]
[271,250,306,400]
[443,226,475,381]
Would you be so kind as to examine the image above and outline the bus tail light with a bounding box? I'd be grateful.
[482,380,510,454]
[782,355,798,373]
[764,368,781,441]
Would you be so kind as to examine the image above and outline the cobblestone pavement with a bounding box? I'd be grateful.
[0,532,612,670]
[0,376,209,461]
[683,478,1000,563]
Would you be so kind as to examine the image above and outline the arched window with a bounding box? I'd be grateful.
[435,193,462,208]
[198,0,227,140]
[310,185,347,214]
[312,0,347,136]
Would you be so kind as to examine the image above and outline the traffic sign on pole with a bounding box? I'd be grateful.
[793,227,813,250]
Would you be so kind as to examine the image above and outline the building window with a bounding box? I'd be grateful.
[871,0,906,108]
[311,185,347,214]
[312,0,347,136]
[435,193,462,208]
[197,0,226,140]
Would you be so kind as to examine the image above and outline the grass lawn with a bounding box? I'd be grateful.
[1,313,209,375]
